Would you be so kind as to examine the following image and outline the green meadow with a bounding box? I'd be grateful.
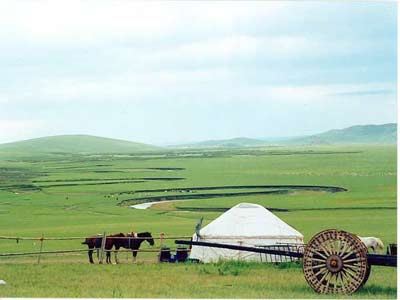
[0,144,396,298]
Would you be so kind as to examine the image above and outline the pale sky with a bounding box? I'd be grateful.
[0,1,397,145]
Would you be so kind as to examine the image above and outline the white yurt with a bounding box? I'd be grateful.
[189,203,304,262]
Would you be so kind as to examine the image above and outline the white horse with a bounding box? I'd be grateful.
[358,237,385,254]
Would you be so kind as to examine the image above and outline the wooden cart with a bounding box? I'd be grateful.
[176,229,396,294]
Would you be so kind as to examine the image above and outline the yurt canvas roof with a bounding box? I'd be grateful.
[197,203,303,239]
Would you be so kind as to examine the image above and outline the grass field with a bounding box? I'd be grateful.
[0,144,396,298]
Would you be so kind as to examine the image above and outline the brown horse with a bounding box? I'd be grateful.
[82,232,154,264]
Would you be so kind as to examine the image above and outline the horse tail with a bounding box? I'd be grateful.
[82,241,88,245]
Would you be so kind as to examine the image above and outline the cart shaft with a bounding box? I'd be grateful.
[175,240,303,258]
[367,254,397,267]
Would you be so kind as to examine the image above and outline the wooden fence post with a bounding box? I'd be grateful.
[160,232,165,248]
[37,234,44,264]
[126,237,129,263]
[238,240,243,261]
[125,235,131,262]
[99,232,107,264]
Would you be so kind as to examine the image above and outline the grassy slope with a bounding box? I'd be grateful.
[0,144,396,298]
[0,135,159,154]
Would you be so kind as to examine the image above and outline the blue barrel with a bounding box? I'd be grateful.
[159,248,171,262]
[175,247,188,262]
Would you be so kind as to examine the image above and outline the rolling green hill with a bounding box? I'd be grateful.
[0,135,160,154]
[289,123,397,145]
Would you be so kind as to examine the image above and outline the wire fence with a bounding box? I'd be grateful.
[0,233,193,264]
[0,235,191,241]
[0,234,306,265]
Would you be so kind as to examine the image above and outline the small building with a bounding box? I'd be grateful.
[189,203,304,262]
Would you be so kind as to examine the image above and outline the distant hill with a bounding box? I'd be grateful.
[0,135,160,154]
[288,123,397,145]
[1,123,395,156]
[178,137,267,149]
[173,123,397,149]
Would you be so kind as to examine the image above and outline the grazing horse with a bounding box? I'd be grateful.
[358,236,385,254]
[82,232,154,264]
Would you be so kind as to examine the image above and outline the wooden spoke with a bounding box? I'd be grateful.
[311,263,327,269]
[337,272,344,287]
[311,257,328,263]
[319,244,330,258]
[314,267,329,278]
[343,263,361,272]
[339,242,349,256]
[337,240,345,256]
[318,271,330,286]
[308,248,328,259]
[332,240,340,255]
[324,240,335,255]
[320,272,332,292]
[342,268,357,281]
[340,269,351,283]
[325,271,335,286]
[333,273,339,290]
[343,257,363,264]
[341,249,357,260]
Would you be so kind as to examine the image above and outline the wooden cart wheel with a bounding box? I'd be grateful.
[303,229,368,294]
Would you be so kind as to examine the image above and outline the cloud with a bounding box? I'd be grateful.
[0,1,283,48]
[2,1,394,50]
[2,72,395,108]
[0,1,175,46]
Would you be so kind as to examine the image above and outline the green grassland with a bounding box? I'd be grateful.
[0,144,396,298]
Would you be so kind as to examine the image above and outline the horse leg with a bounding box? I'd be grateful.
[106,250,111,264]
[132,250,138,263]
[95,237,104,264]
[88,248,94,264]
[115,246,120,264]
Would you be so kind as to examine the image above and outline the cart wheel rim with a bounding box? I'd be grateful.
[303,229,368,294]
